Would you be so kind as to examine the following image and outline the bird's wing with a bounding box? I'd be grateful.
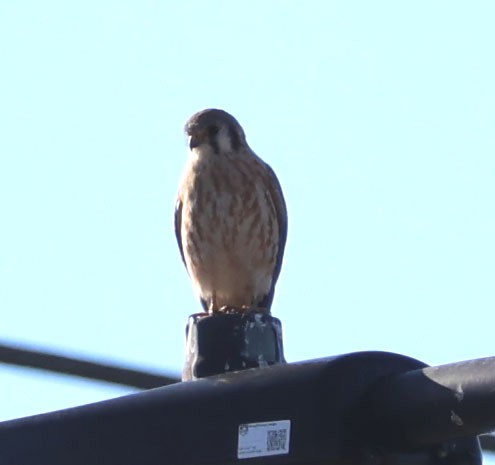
[260,163,288,310]
[175,197,208,312]
[174,198,186,267]
[267,164,288,285]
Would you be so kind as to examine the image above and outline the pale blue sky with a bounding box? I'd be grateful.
[1,0,494,437]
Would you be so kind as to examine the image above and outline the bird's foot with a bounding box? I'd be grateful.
[242,305,270,314]
[216,305,243,314]
[209,305,270,315]
[209,305,246,314]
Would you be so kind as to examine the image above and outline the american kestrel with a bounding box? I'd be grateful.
[175,109,288,314]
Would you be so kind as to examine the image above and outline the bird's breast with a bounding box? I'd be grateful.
[179,155,279,303]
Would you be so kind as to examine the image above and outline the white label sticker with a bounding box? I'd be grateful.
[237,420,291,459]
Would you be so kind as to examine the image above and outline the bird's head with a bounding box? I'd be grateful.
[184,109,247,155]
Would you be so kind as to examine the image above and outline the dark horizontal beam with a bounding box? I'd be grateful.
[0,351,484,465]
[0,342,179,389]
[1,347,493,464]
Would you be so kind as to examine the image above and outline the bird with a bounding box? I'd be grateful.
[175,108,287,314]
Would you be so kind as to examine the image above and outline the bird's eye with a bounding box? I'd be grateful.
[209,125,219,136]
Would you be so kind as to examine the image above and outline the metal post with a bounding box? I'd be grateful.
[182,311,285,380]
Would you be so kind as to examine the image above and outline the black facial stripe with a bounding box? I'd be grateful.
[207,125,220,154]
[229,126,241,151]
[208,125,219,137]
[209,137,220,154]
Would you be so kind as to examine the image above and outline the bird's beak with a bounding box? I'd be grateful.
[188,129,208,150]
[189,134,200,149]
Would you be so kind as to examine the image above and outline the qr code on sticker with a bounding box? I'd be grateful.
[266,429,288,451]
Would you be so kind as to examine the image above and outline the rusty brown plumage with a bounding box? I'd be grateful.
[175,109,287,313]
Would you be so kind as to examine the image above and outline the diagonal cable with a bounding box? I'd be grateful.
[0,341,179,389]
